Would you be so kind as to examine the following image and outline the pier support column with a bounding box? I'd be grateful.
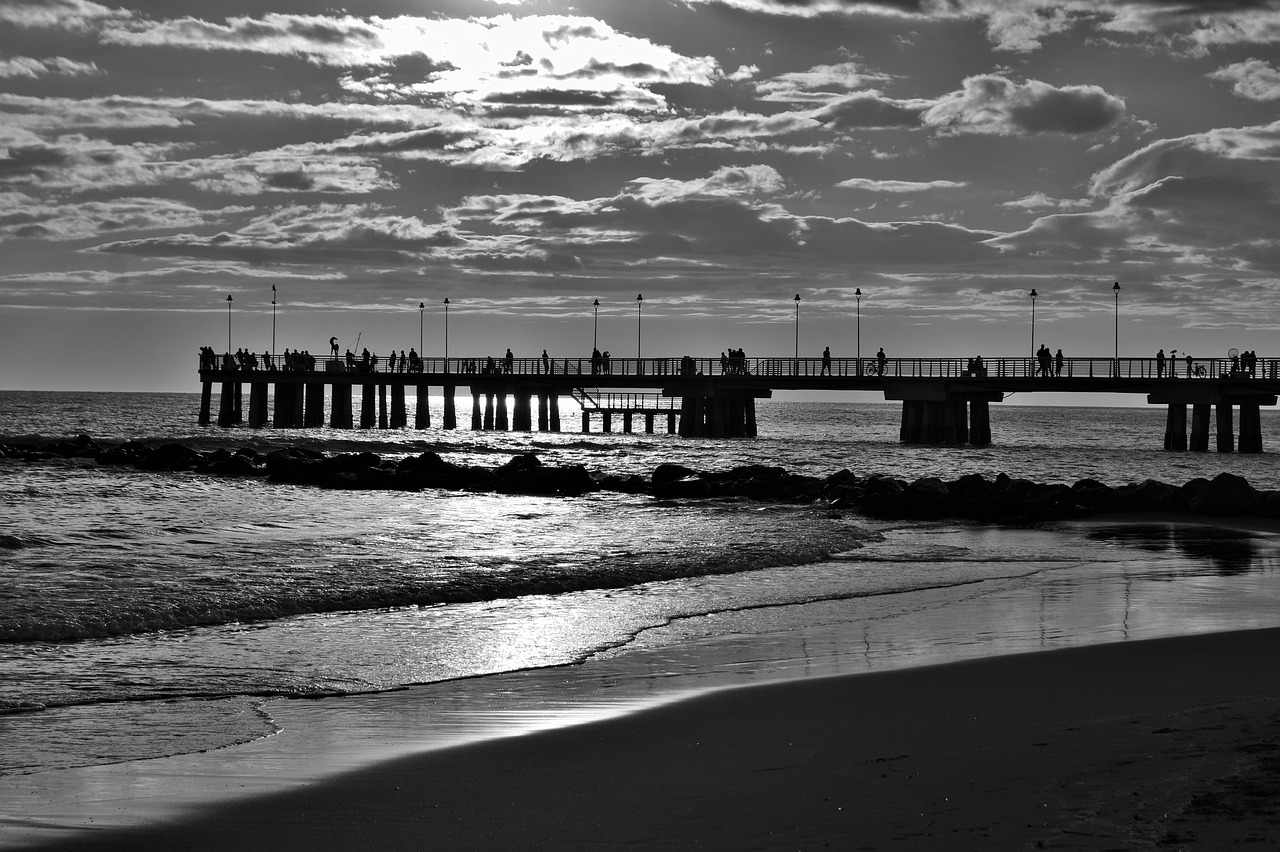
[360,384,376,428]
[232,383,243,424]
[679,398,697,436]
[248,382,268,428]
[1190,404,1211,452]
[667,411,677,434]
[1163,404,1187,451]
[390,385,406,428]
[549,395,560,432]
[601,411,612,433]
[952,401,969,444]
[273,383,297,428]
[1239,402,1263,453]
[415,386,431,429]
[471,393,483,430]
[537,393,549,431]
[217,382,236,427]
[291,383,304,427]
[378,385,388,429]
[969,400,992,447]
[199,382,213,425]
[899,401,923,443]
[623,412,633,433]
[330,384,353,429]
[745,398,757,438]
[483,394,495,430]
[496,394,509,431]
[581,411,590,433]
[645,413,654,434]
[512,392,531,432]
[305,384,325,427]
[1216,403,1234,452]
[443,386,457,430]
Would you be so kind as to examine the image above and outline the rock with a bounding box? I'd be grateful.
[652,463,701,488]
[1188,472,1260,516]
[134,443,206,471]
[1111,479,1184,513]
[653,475,713,499]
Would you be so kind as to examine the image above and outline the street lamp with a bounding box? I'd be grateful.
[635,294,644,367]
[1112,281,1121,374]
[418,302,425,353]
[443,297,450,371]
[271,284,276,358]
[226,294,233,353]
[593,298,600,350]
[793,293,801,368]
[1029,288,1037,357]
[854,287,862,363]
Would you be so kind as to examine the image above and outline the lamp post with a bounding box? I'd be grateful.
[226,294,233,353]
[855,287,862,363]
[418,302,424,353]
[793,293,801,370]
[443,297,450,371]
[271,285,276,358]
[593,298,600,350]
[1112,281,1121,375]
[1029,288,1037,358]
[635,294,644,370]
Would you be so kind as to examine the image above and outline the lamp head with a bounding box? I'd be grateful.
[1030,288,1037,299]
[854,288,861,297]
[443,297,450,305]
[1112,281,1121,293]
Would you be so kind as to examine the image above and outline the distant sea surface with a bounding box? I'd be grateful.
[4,390,1280,779]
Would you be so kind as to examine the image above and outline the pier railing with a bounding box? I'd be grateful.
[202,352,1274,382]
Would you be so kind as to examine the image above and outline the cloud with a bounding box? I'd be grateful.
[922,74,1125,135]
[0,56,101,78]
[998,120,1280,270]
[814,92,927,129]
[1210,59,1280,100]
[836,178,968,191]
[1002,191,1091,210]
[755,61,892,103]
[0,0,131,29]
[0,194,250,240]
[91,203,462,266]
[99,12,722,116]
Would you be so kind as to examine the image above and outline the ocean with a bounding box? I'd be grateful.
[4,389,1280,841]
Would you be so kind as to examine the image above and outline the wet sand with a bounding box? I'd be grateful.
[43,627,1280,851]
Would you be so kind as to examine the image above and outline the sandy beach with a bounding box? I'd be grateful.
[37,626,1280,852]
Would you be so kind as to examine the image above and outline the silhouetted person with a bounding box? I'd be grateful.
[876,347,887,376]
[1055,348,1064,377]
[505,348,514,374]
[821,346,831,376]
[1156,348,1166,377]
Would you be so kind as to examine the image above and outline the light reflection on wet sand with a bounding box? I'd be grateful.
[4,517,1280,849]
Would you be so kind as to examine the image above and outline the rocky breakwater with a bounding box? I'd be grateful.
[4,435,1280,523]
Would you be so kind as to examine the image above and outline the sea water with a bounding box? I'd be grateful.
[3,390,1280,784]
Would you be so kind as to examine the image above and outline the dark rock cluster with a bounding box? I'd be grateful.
[3,435,1277,522]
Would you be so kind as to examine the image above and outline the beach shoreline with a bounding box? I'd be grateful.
[4,513,1280,850]
[32,626,1280,851]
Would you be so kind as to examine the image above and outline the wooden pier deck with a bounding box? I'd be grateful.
[199,353,1280,451]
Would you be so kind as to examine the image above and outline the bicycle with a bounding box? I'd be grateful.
[1191,364,1207,378]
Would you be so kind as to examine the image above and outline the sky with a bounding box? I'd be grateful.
[2,0,1280,392]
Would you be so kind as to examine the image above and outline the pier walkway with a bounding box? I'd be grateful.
[198,353,1280,451]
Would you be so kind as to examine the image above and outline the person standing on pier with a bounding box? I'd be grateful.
[542,349,550,374]
[504,348,514,374]
[821,346,832,376]
[1055,348,1064,377]
[1157,349,1166,377]
[876,347,887,376]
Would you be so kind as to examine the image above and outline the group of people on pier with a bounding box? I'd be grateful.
[590,348,612,375]
[720,348,751,375]
[1035,344,1065,377]
[337,347,423,373]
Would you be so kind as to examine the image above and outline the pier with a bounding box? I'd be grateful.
[199,353,1279,452]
